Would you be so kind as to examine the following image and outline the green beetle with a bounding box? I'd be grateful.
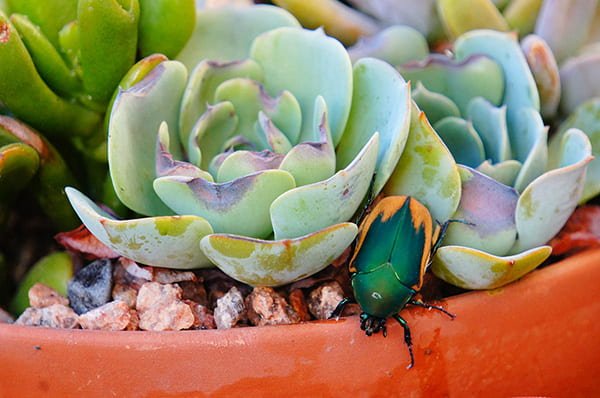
[333,195,455,369]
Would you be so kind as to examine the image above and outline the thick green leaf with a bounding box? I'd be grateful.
[412,82,460,126]
[251,27,353,145]
[437,0,509,39]
[434,117,485,168]
[521,34,560,118]
[348,25,428,66]
[0,142,39,202]
[467,97,511,163]
[200,222,357,286]
[109,60,187,216]
[511,108,548,192]
[66,187,214,269]
[336,57,411,196]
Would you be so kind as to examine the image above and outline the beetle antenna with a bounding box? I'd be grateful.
[393,314,415,369]
[431,218,476,254]
[408,299,456,319]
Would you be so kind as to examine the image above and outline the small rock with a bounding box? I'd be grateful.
[288,289,311,322]
[126,309,140,331]
[28,283,69,308]
[202,269,251,308]
[136,282,194,331]
[112,283,138,308]
[246,287,301,326]
[307,281,345,320]
[0,308,14,323]
[119,257,153,284]
[78,301,131,331]
[179,280,208,306]
[68,259,113,315]
[15,304,79,328]
[213,286,246,329]
[152,268,197,284]
[185,300,216,329]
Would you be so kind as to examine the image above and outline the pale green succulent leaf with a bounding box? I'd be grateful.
[66,187,214,269]
[434,117,485,168]
[258,112,293,154]
[214,78,302,148]
[336,57,411,197]
[177,5,300,69]
[549,98,600,203]
[188,101,238,171]
[179,59,263,148]
[510,129,592,254]
[559,52,600,115]
[412,82,460,126]
[251,27,353,146]
[454,30,539,136]
[511,108,548,192]
[271,133,379,240]
[432,245,551,290]
[348,25,429,66]
[216,150,283,182]
[109,60,187,216]
[503,0,543,36]
[279,96,336,186]
[437,0,509,39]
[521,34,560,118]
[200,222,358,287]
[154,169,296,238]
[467,97,511,163]
[385,103,461,222]
[443,166,518,256]
[476,160,522,187]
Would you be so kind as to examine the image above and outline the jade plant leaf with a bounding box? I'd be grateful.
[335,57,411,197]
[0,142,39,203]
[476,160,522,187]
[433,117,485,168]
[412,82,460,126]
[66,187,215,269]
[109,60,187,216]
[177,5,300,69]
[510,129,592,254]
[153,170,296,239]
[270,133,378,240]
[200,222,358,286]
[251,27,353,146]
[510,108,548,193]
[384,103,461,222]
[431,245,552,290]
[442,166,519,256]
[467,97,511,164]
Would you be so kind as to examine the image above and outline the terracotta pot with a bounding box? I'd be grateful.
[1,249,599,397]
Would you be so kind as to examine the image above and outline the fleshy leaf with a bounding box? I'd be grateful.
[257,112,293,154]
[503,0,543,35]
[154,170,296,238]
[66,187,215,269]
[476,160,522,187]
[443,166,518,256]
[177,5,300,69]
[521,34,560,119]
[432,245,551,290]
[278,96,335,186]
[272,0,377,45]
[549,98,600,203]
[214,78,302,148]
[251,27,353,146]
[336,57,411,197]
[270,133,379,240]
[399,54,505,115]
[0,142,39,204]
[437,0,509,39]
[434,117,485,168]
[510,129,592,254]
[412,82,460,126]
[454,30,539,136]
[348,25,429,66]
[511,108,548,192]
[109,60,187,216]
[467,97,511,163]
[179,59,263,148]
[216,150,284,182]
[559,52,600,115]
[200,222,358,286]
[384,102,461,222]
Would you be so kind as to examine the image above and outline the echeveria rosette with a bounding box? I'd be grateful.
[385,30,593,290]
[67,6,412,287]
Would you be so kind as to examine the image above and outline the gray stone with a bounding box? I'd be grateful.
[68,259,113,315]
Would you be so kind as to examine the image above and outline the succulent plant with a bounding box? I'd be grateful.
[66,6,415,287]
[383,29,592,289]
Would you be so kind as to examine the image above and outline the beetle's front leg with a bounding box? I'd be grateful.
[393,314,415,369]
[330,297,352,320]
[408,299,456,319]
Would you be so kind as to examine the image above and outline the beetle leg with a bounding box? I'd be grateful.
[393,314,415,369]
[409,299,456,319]
[329,297,352,320]
[431,218,476,255]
